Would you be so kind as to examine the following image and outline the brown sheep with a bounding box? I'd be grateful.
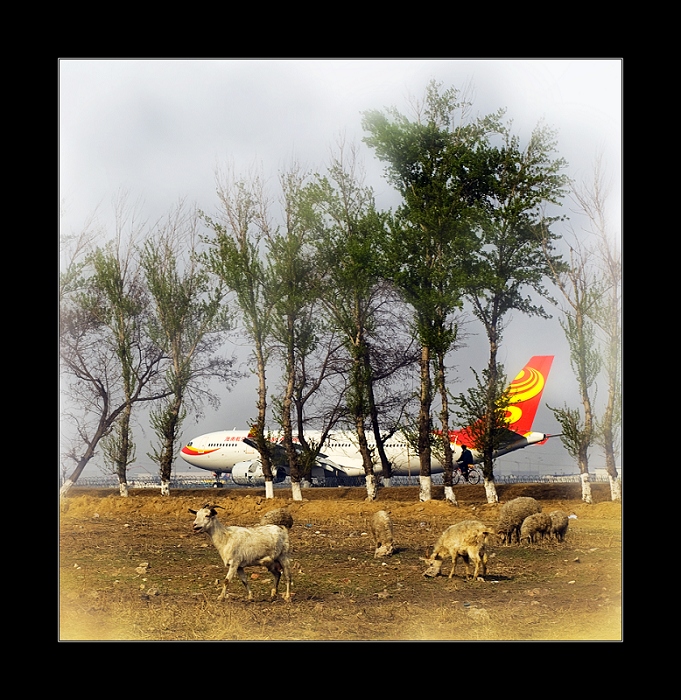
[519,512,552,544]
[370,510,395,557]
[548,510,570,542]
[497,496,542,544]
[422,520,493,581]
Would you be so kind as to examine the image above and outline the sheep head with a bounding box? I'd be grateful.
[188,504,222,532]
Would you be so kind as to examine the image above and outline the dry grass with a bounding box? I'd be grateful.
[59,483,621,641]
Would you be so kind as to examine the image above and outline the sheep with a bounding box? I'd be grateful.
[496,496,542,544]
[259,508,294,530]
[519,512,552,544]
[189,504,291,602]
[421,520,493,581]
[548,509,570,542]
[370,510,395,557]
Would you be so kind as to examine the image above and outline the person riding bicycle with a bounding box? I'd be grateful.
[456,445,473,480]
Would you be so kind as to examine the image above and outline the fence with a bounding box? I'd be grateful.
[63,470,615,490]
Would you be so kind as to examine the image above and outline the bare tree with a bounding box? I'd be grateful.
[141,202,237,495]
[572,156,621,501]
[545,242,601,504]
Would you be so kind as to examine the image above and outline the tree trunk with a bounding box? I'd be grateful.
[265,480,274,499]
[608,474,622,502]
[418,345,432,502]
[291,481,303,502]
[160,479,170,496]
[365,473,378,501]
[435,350,457,506]
[419,475,432,502]
[579,470,593,503]
[60,479,76,498]
[444,485,457,505]
[483,477,499,503]
[119,481,129,497]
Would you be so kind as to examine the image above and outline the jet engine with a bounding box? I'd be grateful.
[230,460,287,486]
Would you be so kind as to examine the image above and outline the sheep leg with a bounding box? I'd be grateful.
[266,562,282,599]
[280,556,291,601]
[235,566,253,600]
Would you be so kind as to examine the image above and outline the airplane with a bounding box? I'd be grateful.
[180,355,555,486]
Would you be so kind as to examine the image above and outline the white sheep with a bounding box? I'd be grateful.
[189,504,292,602]
[422,520,493,581]
[370,510,395,557]
[548,510,569,542]
[519,512,552,544]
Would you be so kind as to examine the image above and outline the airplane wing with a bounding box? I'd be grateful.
[242,437,350,475]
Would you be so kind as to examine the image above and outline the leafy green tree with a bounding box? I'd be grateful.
[363,81,493,501]
[59,205,166,497]
[203,167,278,497]
[466,121,568,502]
[141,204,236,495]
[265,165,322,501]
[313,142,400,500]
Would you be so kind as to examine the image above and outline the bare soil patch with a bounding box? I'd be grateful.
[59,483,621,641]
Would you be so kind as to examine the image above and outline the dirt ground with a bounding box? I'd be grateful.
[59,483,622,641]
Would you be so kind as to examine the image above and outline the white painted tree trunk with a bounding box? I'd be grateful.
[580,472,593,503]
[160,479,170,496]
[60,479,74,498]
[365,473,377,501]
[119,482,129,497]
[382,477,392,488]
[608,475,622,502]
[419,475,432,502]
[483,478,499,503]
[444,485,458,505]
[291,481,303,502]
[265,481,274,499]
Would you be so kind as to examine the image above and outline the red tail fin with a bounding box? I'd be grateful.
[505,356,554,435]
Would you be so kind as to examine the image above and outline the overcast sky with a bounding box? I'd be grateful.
[59,58,622,478]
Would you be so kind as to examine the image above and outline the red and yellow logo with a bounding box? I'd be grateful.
[505,366,546,426]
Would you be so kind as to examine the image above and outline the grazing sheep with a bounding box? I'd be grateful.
[519,512,552,544]
[497,496,542,544]
[370,510,395,557]
[189,504,291,602]
[422,520,493,581]
[259,508,294,530]
[548,510,569,542]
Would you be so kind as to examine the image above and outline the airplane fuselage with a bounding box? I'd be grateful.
[180,428,548,478]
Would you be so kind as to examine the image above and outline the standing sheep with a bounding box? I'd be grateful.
[370,510,395,557]
[497,496,542,544]
[519,512,552,544]
[422,520,492,581]
[548,510,569,542]
[189,504,292,602]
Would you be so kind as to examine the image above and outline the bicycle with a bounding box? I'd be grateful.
[452,466,481,485]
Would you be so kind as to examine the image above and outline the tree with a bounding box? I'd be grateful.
[203,166,278,498]
[363,81,490,501]
[572,156,621,501]
[266,165,322,501]
[465,121,568,503]
[313,141,403,500]
[141,203,237,495]
[59,203,166,497]
[546,243,601,503]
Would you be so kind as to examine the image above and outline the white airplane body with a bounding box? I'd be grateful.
[180,355,556,486]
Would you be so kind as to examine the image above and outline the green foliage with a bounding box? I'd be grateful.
[454,366,511,455]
